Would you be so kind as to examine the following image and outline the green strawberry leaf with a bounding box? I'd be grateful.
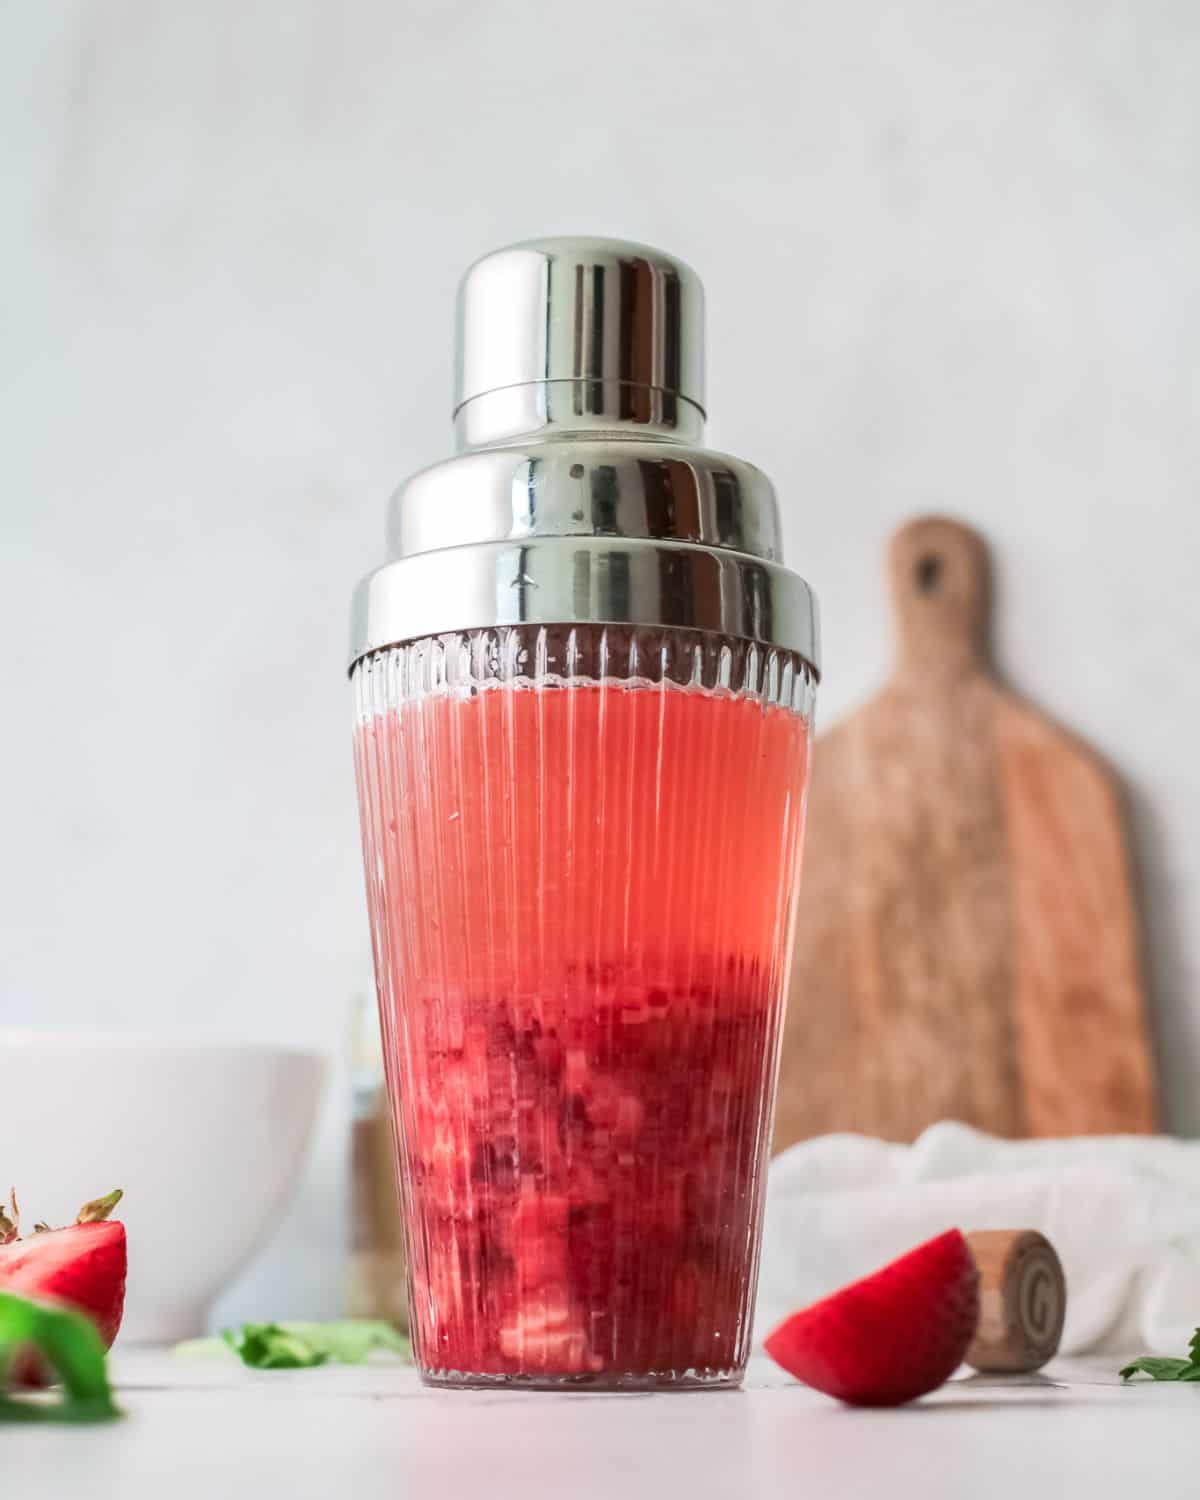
[0,1290,121,1423]
[178,1320,410,1370]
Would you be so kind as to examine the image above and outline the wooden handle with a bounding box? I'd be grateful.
[965,1229,1067,1374]
[888,516,991,680]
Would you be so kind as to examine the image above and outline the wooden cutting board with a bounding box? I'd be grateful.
[774,516,1158,1149]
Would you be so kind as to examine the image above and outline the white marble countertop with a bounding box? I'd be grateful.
[5,1350,1196,1499]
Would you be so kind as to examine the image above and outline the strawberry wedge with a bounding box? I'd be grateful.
[764,1228,980,1406]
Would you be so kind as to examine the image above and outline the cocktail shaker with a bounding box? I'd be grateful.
[350,238,820,1388]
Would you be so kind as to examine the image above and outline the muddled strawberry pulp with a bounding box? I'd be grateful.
[354,634,811,1385]
[401,963,776,1379]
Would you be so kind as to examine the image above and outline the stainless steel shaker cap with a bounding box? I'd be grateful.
[350,237,820,676]
[454,238,706,448]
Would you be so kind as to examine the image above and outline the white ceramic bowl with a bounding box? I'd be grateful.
[0,1032,326,1342]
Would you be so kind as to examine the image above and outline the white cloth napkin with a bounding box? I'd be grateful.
[757,1121,1200,1356]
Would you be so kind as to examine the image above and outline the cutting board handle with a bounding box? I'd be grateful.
[889,516,991,680]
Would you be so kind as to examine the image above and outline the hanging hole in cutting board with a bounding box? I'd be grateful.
[915,553,943,594]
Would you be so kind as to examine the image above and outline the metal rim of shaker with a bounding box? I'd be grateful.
[349,536,821,678]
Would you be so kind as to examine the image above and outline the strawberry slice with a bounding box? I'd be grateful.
[0,1189,127,1387]
[764,1229,980,1406]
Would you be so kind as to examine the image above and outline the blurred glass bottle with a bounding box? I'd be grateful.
[347,991,408,1330]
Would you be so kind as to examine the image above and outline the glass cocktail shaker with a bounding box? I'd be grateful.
[350,239,820,1389]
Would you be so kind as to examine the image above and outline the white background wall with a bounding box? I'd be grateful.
[4,0,1198,1323]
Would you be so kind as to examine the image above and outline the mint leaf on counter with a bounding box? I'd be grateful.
[223,1324,327,1369]
[1120,1329,1200,1383]
[178,1320,410,1370]
[0,1290,121,1423]
[272,1321,410,1365]
[1119,1357,1194,1382]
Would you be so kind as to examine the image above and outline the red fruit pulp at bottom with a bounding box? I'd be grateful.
[764,1229,981,1406]
[402,969,778,1379]
[0,1221,128,1385]
[355,674,812,1381]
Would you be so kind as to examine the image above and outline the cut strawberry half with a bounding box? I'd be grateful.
[0,1188,127,1387]
[764,1228,980,1406]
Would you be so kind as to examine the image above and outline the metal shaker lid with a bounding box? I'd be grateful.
[453,238,706,448]
[350,238,819,676]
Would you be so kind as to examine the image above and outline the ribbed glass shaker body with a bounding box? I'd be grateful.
[352,623,814,1388]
